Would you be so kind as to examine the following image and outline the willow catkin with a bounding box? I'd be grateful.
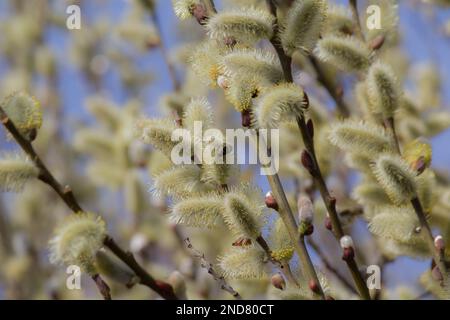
[207,7,274,44]
[0,153,39,192]
[280,0,328,55]
[371,154,417,205]
[254,83,307,129]
[218,246,267,279]
[366,61,401,118]
[315,35,371,72]
[170,193,225,228]
[49,212,106,275]
[328,119,394,157]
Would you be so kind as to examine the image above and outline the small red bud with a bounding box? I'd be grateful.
[232,238,252,247]
[271,273,286,290]
[265,191,279,211]
[241,110,251,128]
[369,35,385,51]
[308,279,319,293]
[342,247,355,261]
[325,216,332,231]
[301,150,315,176]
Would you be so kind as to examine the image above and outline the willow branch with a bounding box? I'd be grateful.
[309,56,351,117]
[184,238,242,299]
[256,235,299,288]
[266,1,370,300]
[308,238,357,295]
[349,0,365,41]
[0,107,178,300]
[385,111,447,282]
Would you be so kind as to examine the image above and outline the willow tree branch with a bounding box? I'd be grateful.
[309,56,351,117]
[0,107,178,300]
[184,238,242,299]
[256,235,299,288]
[349,0,365,41]
[266,1,370,300]
[385,113,447,282]
[308,238,357,295]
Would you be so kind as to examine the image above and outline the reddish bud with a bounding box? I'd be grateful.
[271,273,286,290]
[241,110,251,128]
[265,191,279,211]
[301,150,315,176]
[434,235,445,252]
[342,247,355,261]
[369,35,385,51]
[325,215,332,231]
[308,279,320,294]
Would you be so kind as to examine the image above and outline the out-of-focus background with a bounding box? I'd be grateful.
[0,0,449,299]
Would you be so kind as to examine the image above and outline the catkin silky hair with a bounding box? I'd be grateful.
[280,0,328,55]
[207,7,274,44]
[315,35,371,72]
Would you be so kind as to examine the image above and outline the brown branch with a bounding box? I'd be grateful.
[308,238,357,295]
[264,1,370,300]
[184,238,242,299]
[309,56,351,117]
[349,0,365,41]
[0,107,178,300]
[256,235,299,288]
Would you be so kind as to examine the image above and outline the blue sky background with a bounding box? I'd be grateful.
[1,0,450,298]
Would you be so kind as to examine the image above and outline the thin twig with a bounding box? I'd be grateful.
[265,0,371,300]
[308,238,357,295]
[309,56,351,117]
[385,112,448,282]
[349,0,365,41]
[0,107,178,300]
[256,235,300,287]
[184,238,242,299]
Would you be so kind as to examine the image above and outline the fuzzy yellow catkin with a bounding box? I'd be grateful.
[73,129,117,160]
[368,206,421,244]
[255,83,307,129]
[169,193,225,228]
[1,91,42,141]
[218,246,267,279]
[352,181,391,207]
[189,41,223,87]
[0,153,39,192]
[49,212,106,275]
[136,118,178,158]
[324,4,353,35]
[280,0,327,55]
[153,165,211,198]
[172,0,200,20]
[85,96,122,130]
[371,154,417,205]
[328,119,394,157]
[366,61,401,118]
[206,7,274,44]
[225,74,261,112]
[223,193,262,239]
[183,97,213,132]
[220,49,284,85]
[269,217,294,262]
[315,35,371,72]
